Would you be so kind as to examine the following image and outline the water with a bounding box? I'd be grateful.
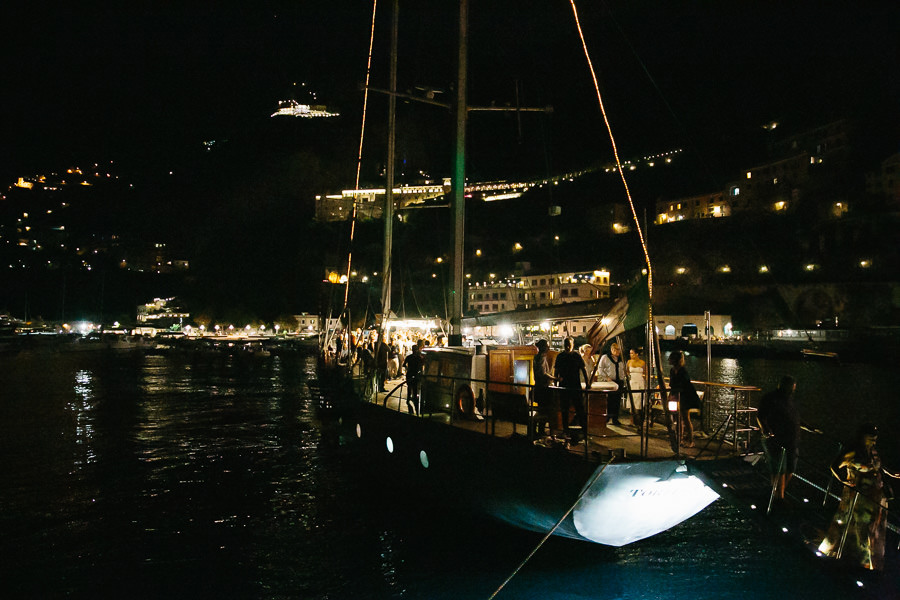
[0,349,895,599]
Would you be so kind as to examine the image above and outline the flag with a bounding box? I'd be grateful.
[587,276,649,352]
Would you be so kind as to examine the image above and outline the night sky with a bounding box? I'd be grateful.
[4,2,898,180]
[2,2,899,322]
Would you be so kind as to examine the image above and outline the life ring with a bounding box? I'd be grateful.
[455,384,476,418]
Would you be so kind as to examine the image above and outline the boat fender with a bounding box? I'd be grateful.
[456,385,476,418]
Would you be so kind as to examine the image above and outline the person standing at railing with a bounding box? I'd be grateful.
[667,350,700,448]
[757,375,800,501]
[532,339,557,439]
[818,423,898,571]
[598,342,626,426]
[402,340,425,416]
[554,337,589,444]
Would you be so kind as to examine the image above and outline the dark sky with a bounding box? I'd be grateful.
[3,1,899,184]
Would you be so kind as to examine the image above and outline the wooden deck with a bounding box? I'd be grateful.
[371,375,729,462]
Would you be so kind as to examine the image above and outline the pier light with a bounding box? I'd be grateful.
[432,273,437,278]
[475,249,482,257]
[513,242,523,251]
[859,260,871,268]
[489,273,496,280]
[361,276,368,282]
[436,257,443,263]
[759,265,769,273]
[675,267,686,275]
[805,263,818,271]
[719,265,731,273]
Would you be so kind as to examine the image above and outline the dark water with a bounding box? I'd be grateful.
[0,350,895,599]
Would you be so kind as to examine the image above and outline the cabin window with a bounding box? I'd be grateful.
[570,288,579,297]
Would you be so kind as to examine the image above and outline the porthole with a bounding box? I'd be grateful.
[386,436,394,453]
[419,450,429,469]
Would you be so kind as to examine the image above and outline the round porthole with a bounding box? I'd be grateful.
[355,423,362,438]
[419,450,429,469]
[386,436,394,453]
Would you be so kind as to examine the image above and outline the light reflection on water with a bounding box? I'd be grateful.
[68,369,97,466]
[0,350,893,599]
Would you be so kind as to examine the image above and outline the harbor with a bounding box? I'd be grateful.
[1,349,896,598]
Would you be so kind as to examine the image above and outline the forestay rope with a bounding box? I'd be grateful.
[488,457,616,599]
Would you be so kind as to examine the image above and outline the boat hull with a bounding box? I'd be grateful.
[346,402,718,546]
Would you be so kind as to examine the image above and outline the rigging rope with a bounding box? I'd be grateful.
[569,0,653,301]
[488,457,616,599]
[343,0,379,313]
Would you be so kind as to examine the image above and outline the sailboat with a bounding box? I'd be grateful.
[314,0,728,548]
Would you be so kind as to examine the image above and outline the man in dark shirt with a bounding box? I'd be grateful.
[757,375,800,500]
[553,337,589,443]
[402,341,425,416]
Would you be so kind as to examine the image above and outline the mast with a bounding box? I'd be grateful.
[381,0,398,325]
[449,0,468,346]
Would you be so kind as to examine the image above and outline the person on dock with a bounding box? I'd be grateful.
[554,337,589,444]
[667,350,700,447]
[532,339,557,439]
[598,342,626,426]
[818,423,899,570]
[756,375,800,500]
[402,340,425,416]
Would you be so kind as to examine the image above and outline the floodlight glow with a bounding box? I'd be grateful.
[569,461,719,546]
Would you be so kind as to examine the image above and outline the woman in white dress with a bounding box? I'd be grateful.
[626,348,646,412]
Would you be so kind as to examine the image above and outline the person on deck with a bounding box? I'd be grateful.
[627,348,647,420]
[667,350,700,447]
[402,340,425,416]
[756,375,801,500]
[532,339,557,439]
[373,332,390,392]
[553,337,589,444]
[818,423,899,571]
[598,342,626,426]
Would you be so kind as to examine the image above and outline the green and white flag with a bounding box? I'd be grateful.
[587,276,649,352]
